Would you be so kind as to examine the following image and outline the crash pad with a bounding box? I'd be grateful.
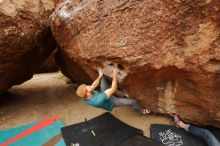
[0,116,65,146]
[61,112,143,146]
[118,135,164,146]
[150,124,220,146]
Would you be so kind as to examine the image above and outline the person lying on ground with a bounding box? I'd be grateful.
[76,66,150,114]
[174,115,220,146]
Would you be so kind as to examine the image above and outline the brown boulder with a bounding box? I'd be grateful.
[0,0,57,92]
[50,0,220,127]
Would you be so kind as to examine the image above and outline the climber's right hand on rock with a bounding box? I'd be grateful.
[113,66,119,76]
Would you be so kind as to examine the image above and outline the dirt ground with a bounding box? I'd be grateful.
[0,72,173,137]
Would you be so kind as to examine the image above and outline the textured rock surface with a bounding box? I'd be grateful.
[50,0,220,127]
[0,0,57,92]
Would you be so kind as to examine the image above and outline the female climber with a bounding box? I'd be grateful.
[76,66,150,114]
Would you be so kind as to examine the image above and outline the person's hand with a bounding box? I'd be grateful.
[113,66,119,76]
[98,67,103,77]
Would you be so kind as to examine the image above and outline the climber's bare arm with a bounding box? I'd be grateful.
[105,67,118,97]
[91,69,103,89]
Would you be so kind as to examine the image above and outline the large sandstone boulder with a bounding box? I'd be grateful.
[0,0,57,92]
[50,0,220,127]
